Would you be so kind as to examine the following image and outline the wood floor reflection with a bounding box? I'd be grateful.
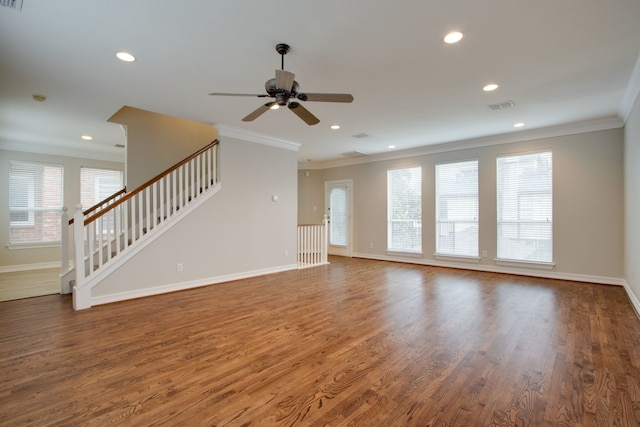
[1,257,639,426]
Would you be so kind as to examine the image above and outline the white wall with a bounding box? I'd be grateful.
[108,106,218,189]
[0,149,123,270]
[299,128,624,283]
[91,136,298,301]
[624,93,640,313]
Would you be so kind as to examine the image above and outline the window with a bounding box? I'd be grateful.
[387,166,422,253]
[80,167,123,209]
[436,160,478,257]
[497,151,552,263]
[9,161,63,244]
[329,185,347,246]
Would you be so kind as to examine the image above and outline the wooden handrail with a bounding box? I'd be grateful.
[69,188,127,225]
[83,139,218,226]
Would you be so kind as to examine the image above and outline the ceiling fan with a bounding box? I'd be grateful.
[209,43,354,125]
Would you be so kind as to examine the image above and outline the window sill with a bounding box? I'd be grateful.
[434,254,481,263]
[6,242,61,250]
[386,250,423,258]
[495,258,555,270]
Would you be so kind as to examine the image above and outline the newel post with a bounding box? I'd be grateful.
[72,204,91,310]
[60,207,69,274]
[322,215,329,265]
[59,207,72,294]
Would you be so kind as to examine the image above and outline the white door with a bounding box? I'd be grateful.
[325,180,352,257]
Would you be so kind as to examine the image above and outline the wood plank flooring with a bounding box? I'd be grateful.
[1,257,639,426]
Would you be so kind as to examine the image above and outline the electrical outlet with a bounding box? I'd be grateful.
[482,250,487,258]
[177,263,183,272]
[284,250,289,258]
[369,242,374,249]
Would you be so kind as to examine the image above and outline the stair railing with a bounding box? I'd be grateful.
[297,215,329,268]
[60,188,127,291]
[63,140,219,294]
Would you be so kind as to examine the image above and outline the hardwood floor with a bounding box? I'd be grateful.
[0,268,59,302]
[1,257,639,426]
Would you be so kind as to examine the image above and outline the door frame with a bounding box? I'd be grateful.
[325,179,353,257]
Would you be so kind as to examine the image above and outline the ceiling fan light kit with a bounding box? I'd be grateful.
[209,43,354,125]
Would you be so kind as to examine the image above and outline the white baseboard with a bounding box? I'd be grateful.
[0,262,60,273]
[622,280,640,320]
[91,263,299,307]
[351,252,624,286]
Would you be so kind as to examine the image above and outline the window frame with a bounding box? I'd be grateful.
[387,165,423,255]
[496,150,554,267]
[8,160,64,246]
[435,159,479,260]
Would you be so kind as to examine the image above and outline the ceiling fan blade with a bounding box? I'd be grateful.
[242,102,275,122]
[275,69,295,91]
[297,93,354,103]
[288,102,320,125]
[209,92,268,97]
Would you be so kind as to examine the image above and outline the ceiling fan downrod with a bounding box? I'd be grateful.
[276,43,290,70]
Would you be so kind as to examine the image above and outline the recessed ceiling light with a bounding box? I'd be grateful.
[388,145,396,149]
[81,135,93,140]
[483,83,499,92]
[444,31,463,44]
[513,122,525,128]
[116,51,136,62]
[330,125,340,130]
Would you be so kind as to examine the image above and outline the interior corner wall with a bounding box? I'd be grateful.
[624,94,640,309]
[0,149,124,270]
[298,128,624,281]
[297,169,326,224]
[91,136,298,299]
[108,106,218,189]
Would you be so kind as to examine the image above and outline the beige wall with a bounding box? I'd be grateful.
[0,149,123,270]
[299,128,624,281]
[92,136,298,299]
[109,106,218,189]
[624,94,640,311]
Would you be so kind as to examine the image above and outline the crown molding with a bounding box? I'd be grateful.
[216,124,301,152]
[300,115,624,170]
[0,139,125,163]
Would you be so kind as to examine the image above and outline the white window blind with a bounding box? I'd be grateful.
[9,161,63,244]
[329,185,347,246]
[497,151,552,262]
[387,166,422,252]
[80,167,123,209]
[436,160,478,257]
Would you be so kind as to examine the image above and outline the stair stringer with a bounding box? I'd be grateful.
[73,182,222,310]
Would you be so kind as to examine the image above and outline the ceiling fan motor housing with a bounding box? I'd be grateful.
[265,78,299,105]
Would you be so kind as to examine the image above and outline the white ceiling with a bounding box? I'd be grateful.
[1,1,639,166]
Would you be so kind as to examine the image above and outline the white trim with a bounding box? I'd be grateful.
[622,279,640,320]
[0,261,60,273]
[352,252,623,286]
[495,258,555,270]
[6,242,61,250]
[619,52,640,123]
[434,253,480,264]
[300,116,623,170]
[386,250,423,258]
[91,263,298,307]
[216,125,301,152]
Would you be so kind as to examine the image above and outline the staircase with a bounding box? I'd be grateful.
[60,140,220,310]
